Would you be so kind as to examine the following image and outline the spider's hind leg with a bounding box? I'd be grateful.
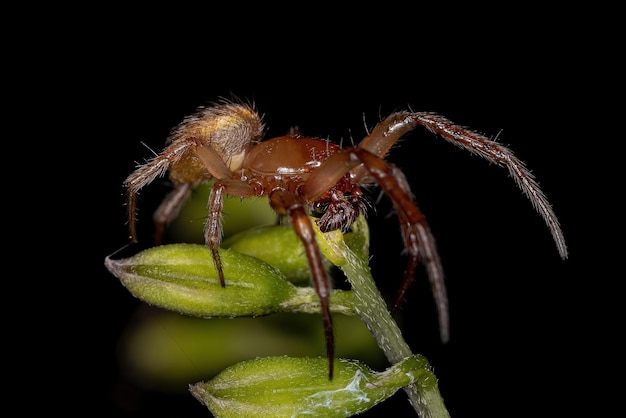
[152,183,193,246]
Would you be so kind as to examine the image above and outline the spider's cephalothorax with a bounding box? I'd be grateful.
[124,99,568,379]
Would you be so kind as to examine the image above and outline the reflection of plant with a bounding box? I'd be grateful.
[106,191,450,417]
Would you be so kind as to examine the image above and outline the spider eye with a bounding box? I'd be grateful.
[311,201,329,218]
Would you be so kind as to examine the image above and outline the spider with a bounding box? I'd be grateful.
[124,98,568,379]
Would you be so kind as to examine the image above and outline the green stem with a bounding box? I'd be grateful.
[316,216,450,418]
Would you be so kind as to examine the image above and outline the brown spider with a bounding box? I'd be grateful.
[124,98,568,379]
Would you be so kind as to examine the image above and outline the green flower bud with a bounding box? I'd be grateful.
[222,224,319,283]
[190,355,433,418]
[105,243,297,317]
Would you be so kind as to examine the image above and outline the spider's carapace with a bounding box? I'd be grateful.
[124,99,568,379]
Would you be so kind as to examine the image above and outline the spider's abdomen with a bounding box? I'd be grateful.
[168,101,265,185]
[244,136,340,177]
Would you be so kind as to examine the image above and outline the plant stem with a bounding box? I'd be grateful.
[316,217,450,418]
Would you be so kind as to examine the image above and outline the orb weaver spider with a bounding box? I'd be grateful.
[124,98,568,379]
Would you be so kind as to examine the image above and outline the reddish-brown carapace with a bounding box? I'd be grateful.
[124,98,568,379]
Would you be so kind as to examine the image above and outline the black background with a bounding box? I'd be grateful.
[44,8,618,417]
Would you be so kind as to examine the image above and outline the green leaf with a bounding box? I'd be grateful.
[222,224,320,284]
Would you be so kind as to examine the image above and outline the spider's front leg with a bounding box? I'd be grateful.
[356,111,568,259]
[269,189,335,380]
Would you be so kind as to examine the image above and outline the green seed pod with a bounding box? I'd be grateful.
[222,224,318,283]
[105,243,297,317]
[190,355,433,418]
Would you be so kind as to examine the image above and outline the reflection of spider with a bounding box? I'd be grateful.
[124,98,568,378]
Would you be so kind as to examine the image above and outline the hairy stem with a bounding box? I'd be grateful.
[316,216,450,418]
